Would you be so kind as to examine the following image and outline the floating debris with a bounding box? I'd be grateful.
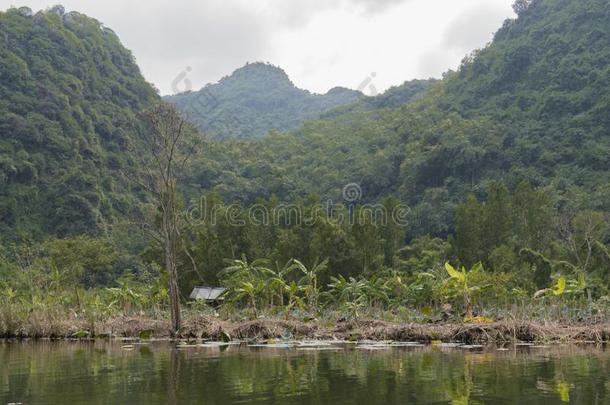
[357,340,379,345]
[176,341,199,348]
[298,341,332,347]
[71,330,90,339]
[436,343,462,348]
[198,341,240,348]
[357,345,390,350]
[248,343,294,348]
[390,342,425,347]
[460,345,484,350]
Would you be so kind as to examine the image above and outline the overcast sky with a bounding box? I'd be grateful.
[2,0,515,95]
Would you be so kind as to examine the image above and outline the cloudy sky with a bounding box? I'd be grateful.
[2,0,515,95]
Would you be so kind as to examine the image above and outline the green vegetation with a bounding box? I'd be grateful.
[0,1,608,337]
[1,182,608,336]
[184,0,609,226]
[0,6,158,238]
[165,62,365,140]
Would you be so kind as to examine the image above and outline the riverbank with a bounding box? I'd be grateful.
[2,315,609,343]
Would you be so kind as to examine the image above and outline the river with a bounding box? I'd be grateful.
[1,340,608,404]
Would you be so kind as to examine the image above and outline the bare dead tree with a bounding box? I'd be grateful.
[557,209,609,273]
[125,103,199,335]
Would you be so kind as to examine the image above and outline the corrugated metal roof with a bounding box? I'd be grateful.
[189,287,227,301]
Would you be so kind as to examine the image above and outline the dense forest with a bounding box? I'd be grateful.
[165,63,367,140]
[0,0,609,335]
[0,5,158,238]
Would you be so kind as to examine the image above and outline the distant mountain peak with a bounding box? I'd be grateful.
[165,63,365,140]
[326,86,362,96]
[234,62,290,78]
[216,62,294,89]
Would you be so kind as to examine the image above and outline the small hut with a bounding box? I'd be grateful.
[189,286,227,306]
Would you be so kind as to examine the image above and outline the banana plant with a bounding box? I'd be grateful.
[565,272,586,296]
[283,281,306,319]
[219,255,272,285]
[340,297,367,319]
[294,258,328,313]
[533,275,566,298]
[107,278,141,316]
[534,272,589,303]
[267,259,297,308]
[362,276,391,308]
[326,275,366,305]
[326,275,370,317]
[85,293,116,321]
[231,280,266,319]
[444,262,488,318]
[220,255,277,312]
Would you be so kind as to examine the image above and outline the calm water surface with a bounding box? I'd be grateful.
[1,340,608,404]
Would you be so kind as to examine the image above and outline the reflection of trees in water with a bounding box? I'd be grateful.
[0,343,608,404]
[167,348,180,405]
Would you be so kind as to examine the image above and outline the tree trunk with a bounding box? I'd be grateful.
[164,205,181,335]
[167,247,181,334]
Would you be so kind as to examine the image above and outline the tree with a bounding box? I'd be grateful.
[557,210,609,274]
[481,182,513,253]
[454,195,482,266]
[512,0,533,16]
[513,182,553,251]
[132,103,199,335]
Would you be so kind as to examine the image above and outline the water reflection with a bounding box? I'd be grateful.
[0,341,608,404]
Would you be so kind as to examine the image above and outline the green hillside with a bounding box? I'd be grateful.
[0,1,608,327]
[165,62,365,140]
[1,0,607,244]
[0,6,159,237]
[175,0,609,290]
[438,0,610,195]
[191,0,609,233]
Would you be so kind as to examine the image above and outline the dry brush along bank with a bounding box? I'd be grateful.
[2,315,610,344]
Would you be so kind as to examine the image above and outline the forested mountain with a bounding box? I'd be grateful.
[0,1,608,309]
[189,0,609,235]
[165,62,364,140]
[437,0,610,199]
[0,6,159,237]
[1,0,608,243]
[172,0,609,290]
[320,78,437,118]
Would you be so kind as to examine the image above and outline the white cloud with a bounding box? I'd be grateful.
[416,0,514,77]
[0,0,515,95]
[443,2,512,52]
